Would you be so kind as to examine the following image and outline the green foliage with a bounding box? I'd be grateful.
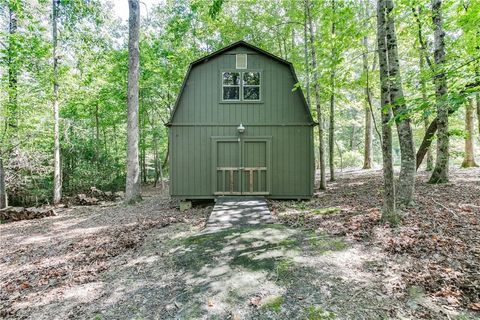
[261,295,284,312]
[0,0,479,204]
[306,306,336,320]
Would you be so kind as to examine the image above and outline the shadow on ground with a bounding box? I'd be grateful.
[92,222,401,320]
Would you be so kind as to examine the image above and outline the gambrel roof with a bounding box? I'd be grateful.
[167,40,315,125]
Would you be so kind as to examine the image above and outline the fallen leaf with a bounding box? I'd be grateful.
[468,302,480,311]
[20,282,30,289]
[249,296,261,306]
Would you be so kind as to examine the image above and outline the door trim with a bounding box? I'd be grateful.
[211,137,240,195]
[211,136,271,196]
[241,137,271,195]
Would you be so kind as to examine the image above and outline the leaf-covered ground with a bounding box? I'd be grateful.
[271,167,480,318]
[0,169,479,319]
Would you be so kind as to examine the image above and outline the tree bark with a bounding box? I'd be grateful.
[328,0,336,182]
[362,34,373,169]
[162,140,169,170]
[8,3,18,129]
[416,105,457,170]
[377,0,396,222]
[384,0,416,207]
[476,66,480,137]
[125,0,142,203]
[429,0,449,183]
[303,4,311,107]
[461,99,478,167]
[424,118,434,170]
[0,158,6,209]
[419,55,434,171]
[94,103,100,164]
[305,0,326,190]
[52,0,62,205]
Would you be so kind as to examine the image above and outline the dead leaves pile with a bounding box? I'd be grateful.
[0,216,180,317]
[271,169,480,314]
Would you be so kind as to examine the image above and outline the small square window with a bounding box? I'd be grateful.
[222,72,240,101]
[243,72,260,85]
[243,71,261,101]
[236,54,247,69]
[223,87,240,100]
[243,87,260,100]
[223,72,240,85]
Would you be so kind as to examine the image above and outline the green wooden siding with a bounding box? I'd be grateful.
[169,44,314,199]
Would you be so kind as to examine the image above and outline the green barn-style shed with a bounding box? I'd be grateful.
[167,41,315,199]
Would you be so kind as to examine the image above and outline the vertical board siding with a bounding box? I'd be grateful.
[170,45,314,198]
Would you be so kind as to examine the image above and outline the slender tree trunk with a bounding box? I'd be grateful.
[153,133,159,187]
[141,143,147,183]
[52,0,62,205]
[419,55,434,171]
[362,35,373,169]
[476,66,480,137]
[125,0,142,203]
[377,0,396,222]
[461,99,478,167]
[152,131,165,190]
[94,103,100,164]
[8,3,18,129]
[2,3,19,209]
[162,140,169,170]
[477,93,480,137]
[0,158,6,209]
[429,0,449,183]
[423,118,434,170]
[303,4,311,107]
[363,107,373,169]
[328,0,336,182]
[384,0,416,207]
[306,0,326,190]
[350,124,356,150]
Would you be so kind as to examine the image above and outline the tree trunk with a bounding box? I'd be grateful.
[141,143,147,183]
[328,0,336,182]
[429,0,449,184]
[377,0,397,222]
[52,0,62,205]
[8,3,18,130]
[306,0,326,190]
[384,0,416,207]
[461,99,478,167]
[476,66,480,137]
[419,55,434,171]
[424,117,434,170]
[350,124,356,150]
[94,103,100,164]
[0,158,6,209]
[362,34,373,169]
[477,92,480,137]
[303,3,311,107]
[162,140,169,170]
[125,0,142,203]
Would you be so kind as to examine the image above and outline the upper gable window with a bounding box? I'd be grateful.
[243,72,260,101]
[222,72,240,101]
[236,54,247,69]
[222,71,261,102]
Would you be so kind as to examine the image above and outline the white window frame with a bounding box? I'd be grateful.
[220,70,262,103]
[221,71,241,101]
[242,71,261,101]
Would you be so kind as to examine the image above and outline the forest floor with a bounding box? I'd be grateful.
[0,168,479,319]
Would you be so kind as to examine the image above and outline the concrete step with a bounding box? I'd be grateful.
[202,196,273,233]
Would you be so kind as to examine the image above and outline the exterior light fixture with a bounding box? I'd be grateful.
[237,123,245,134]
